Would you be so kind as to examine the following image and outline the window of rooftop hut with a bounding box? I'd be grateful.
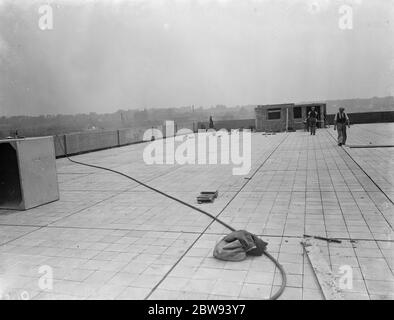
[267,108,281,120]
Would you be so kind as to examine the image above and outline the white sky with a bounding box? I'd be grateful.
[0,0,393,116]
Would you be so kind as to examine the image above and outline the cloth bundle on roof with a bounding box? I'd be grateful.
[213,230,268,262]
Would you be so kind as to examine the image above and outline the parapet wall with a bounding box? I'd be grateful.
[197,111,394,132]
[51,111,393,158]
[326,111,394,125]
[197,119,256,131]
[53,121,196,158]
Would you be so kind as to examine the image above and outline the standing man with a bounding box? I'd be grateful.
[208,116,214,129]
[308,107,318,135]
[334,107,350,146]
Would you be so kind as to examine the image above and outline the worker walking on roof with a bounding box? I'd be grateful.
[208,116,214,129]
[334,107,350,146]
[308,107,318,135]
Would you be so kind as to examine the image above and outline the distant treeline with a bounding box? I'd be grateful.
[0,105,254,138]
[1,96,393,138]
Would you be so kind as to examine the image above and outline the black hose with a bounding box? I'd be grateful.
[59,139,287,300]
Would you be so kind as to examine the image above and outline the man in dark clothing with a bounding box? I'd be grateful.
[334,107,350,146]
[308,107,318,135]
[208,116,214,129]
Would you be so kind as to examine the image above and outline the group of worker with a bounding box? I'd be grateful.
[304,106,350,146]
[208,107,350,147]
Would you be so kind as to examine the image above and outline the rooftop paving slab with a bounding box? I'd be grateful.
[0,124,393,300]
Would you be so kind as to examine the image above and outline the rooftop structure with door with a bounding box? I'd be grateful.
[255,103,327,132]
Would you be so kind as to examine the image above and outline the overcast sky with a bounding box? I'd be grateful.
[0,0,393,116]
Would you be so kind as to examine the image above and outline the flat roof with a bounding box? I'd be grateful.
[295,102,326,106]
[0,136,53,143]
[0,123,393,300]
[256,103,294,108]
[256,102,326,109]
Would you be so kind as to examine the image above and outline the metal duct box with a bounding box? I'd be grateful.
[0,136,59,210]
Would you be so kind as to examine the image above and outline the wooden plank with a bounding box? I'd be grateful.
[302,238,344,300]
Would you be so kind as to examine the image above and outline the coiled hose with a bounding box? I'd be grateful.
[61,150,287,300]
